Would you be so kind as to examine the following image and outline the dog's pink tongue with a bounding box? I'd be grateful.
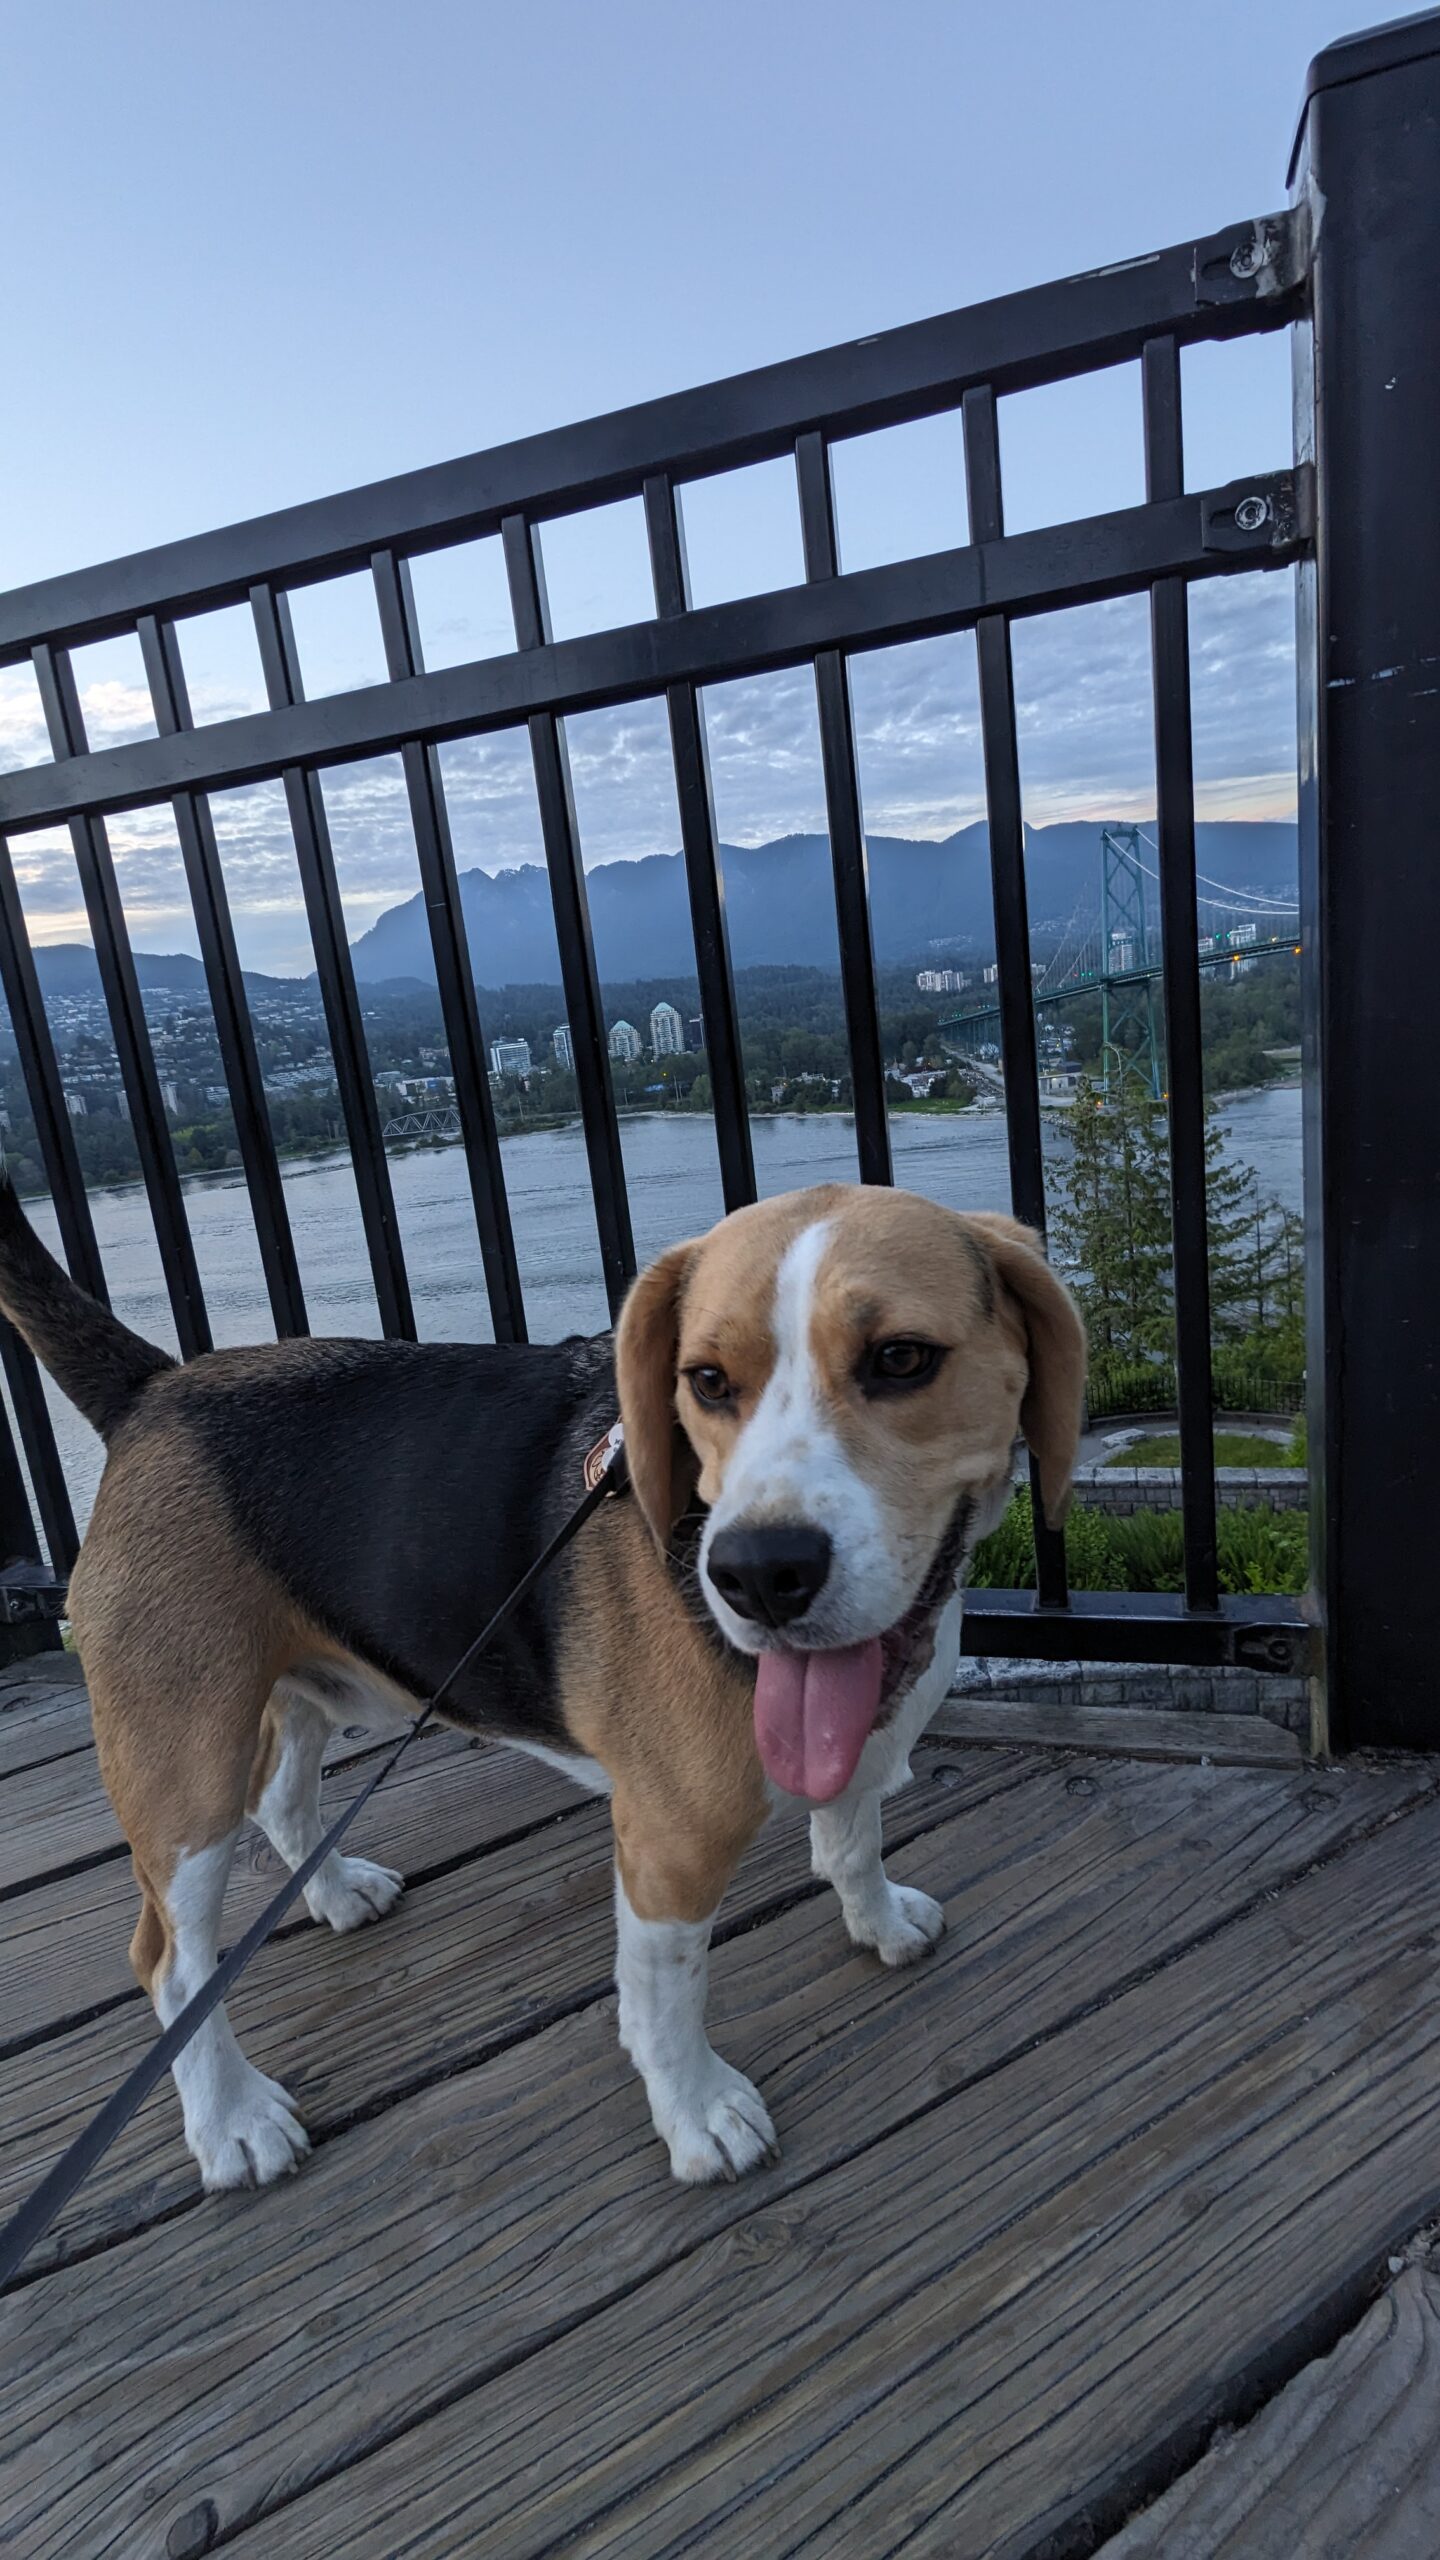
[753,1639,885,1801]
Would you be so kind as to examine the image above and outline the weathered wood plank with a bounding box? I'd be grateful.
[0,1751,1023,2276]
[0,1684,94,1779]
[0,1745,151,1889]
[2,1758,1425,2560]
[211,1783,1440,2560]
[933,1695,1306,1768]
[0,1733,586,2048]
[1098,2260,1440,2557]
[0,1698,493,1891]
[0,1657,87,1707]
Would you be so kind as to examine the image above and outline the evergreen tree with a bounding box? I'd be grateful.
[1203,1123,1261,1340]
[1053,1078,1307,1378]
[1051,1077,1172,1356]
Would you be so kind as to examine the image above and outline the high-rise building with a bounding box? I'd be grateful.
[488,1037,532,1078]
[687,1017,705,1052]
[650,1000,685,1057]
[608,1020,643,1063]
[552,1024,574,1071]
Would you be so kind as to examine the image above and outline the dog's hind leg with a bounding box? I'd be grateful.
[91,1657,312,2195]
[72,1438,321,2191]
[249,1681,404,1933]
[142,1826,309,2191]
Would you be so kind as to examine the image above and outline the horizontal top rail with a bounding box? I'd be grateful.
[0,471,1306,835]
[0,211,1303,667]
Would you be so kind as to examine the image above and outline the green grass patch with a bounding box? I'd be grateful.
[1106,1430,1294,1469]
[970,1488,1308,1597]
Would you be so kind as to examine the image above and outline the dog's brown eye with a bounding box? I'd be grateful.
[865,1339,943,1393]
[687,1364,733,1409]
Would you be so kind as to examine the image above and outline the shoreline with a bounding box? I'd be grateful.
[14,1079,1302,1208]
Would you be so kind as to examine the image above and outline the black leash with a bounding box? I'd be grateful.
[0,1435,628,2291]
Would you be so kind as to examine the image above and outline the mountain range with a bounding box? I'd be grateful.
[348,819,1299,988]
[21,820,1298,1000]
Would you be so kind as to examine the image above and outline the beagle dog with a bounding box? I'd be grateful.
[0,1176,1083,2192]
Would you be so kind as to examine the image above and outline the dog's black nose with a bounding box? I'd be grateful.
[706,1523,832,1628]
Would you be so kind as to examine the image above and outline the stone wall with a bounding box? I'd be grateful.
[951,1650,1311,1736]
[1073,1464,1307,1516]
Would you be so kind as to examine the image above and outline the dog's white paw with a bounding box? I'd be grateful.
[306,1854,405,1933]
[854,1883,945,1968]
[657,2058,778,2185]
[193,2066,310,2193]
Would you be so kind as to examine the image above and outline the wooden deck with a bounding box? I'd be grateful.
[4,1656,1440,2558]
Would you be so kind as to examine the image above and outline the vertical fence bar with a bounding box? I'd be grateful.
[643,475,755,1213]
[501,514,635,1316]
[30,643,211,1358]
[0,836,108,1302]
[138,616,309,1340]
[795,432,892,1185]
[1292,17,1440,1748]
[0,827,103,1574]
[0,1358,44,1572]
[371,550,528,1343]
[962,385,1068,1609]
[0,1320,77,1572]
[249,582,415,1341]
[1142,335,1220,1614]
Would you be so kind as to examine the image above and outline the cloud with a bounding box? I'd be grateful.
[2,568,1299,975]
[0,667,50,772]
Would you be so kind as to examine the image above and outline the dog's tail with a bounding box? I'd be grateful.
[0,1175,175,1439]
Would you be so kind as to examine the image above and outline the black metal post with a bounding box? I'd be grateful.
[30,644,212,1357]
[643,476,755,1212]
[250,582,416,1340]
[371,550,527,1343]
[1292,12,1440,1749]
[138,616,309,1340]
[501,514,636,1315]
[796,433,892,1185]
[1143,335,1220,1614]
[962,386,1068,1610]
[0,837,108,1303]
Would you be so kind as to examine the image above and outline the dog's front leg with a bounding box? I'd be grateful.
[612,1806,774,2184]
[810,1786,945,1966]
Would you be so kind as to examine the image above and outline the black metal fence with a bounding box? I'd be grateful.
[0,12,1436,1745]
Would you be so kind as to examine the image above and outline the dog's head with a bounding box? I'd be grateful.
[616,1183,1085,1804]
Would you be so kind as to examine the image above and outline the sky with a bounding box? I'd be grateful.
[0,0,1370,975]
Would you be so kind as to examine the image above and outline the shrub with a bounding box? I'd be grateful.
[1086,1351,1305,1423]
[969,1488,1308,1597]
[1216,1506,1309,1596]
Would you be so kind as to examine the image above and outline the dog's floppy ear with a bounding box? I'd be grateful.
[615,1239,702,1545]
[965,1213,1087,1529]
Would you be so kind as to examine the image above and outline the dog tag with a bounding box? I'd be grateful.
[583,1421,626,1493]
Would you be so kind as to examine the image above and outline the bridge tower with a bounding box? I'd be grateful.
[1099,825,1162,1100]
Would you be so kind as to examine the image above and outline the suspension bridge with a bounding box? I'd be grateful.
[937,825,1301,1097]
